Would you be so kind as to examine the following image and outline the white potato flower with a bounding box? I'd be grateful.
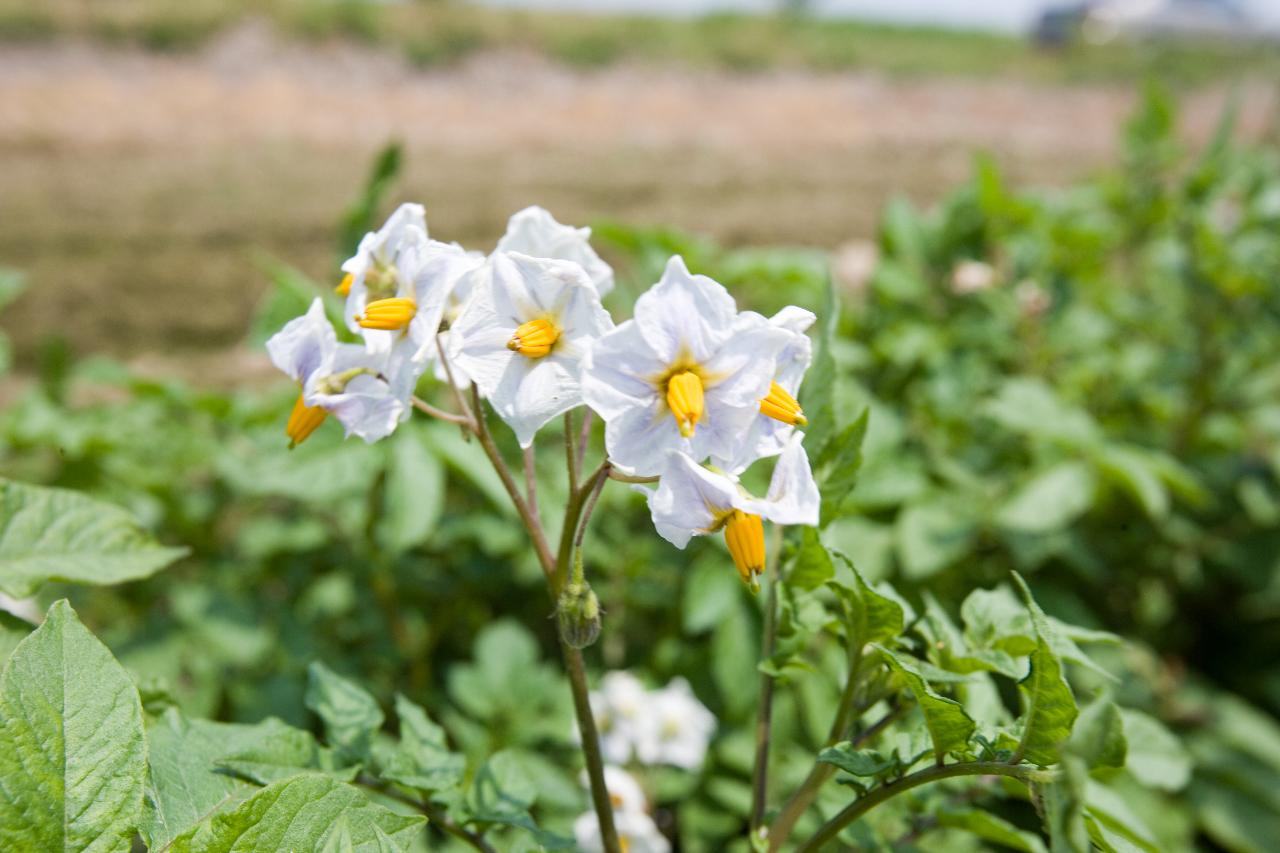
[448,252,613,447]
[574,810,670,853]
[644,435,819,586]
[267,298,412,447]
[717,305,815,474]
[580,256,790,476]
[580,766,649,816]
[634,677,716,771]
[497,205,614,297]
[587,670,649,764]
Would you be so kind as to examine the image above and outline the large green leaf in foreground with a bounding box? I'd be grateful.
[0,478,187,597]
[0,600,147,853]
[168,774,425,852]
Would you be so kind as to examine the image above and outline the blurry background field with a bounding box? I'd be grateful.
[1,0,1278,371]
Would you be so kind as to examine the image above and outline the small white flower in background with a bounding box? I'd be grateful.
[580,766,649,815]
[267,298,411,447]
[717,306,815,474]
[1015,279,1052,318]
[634,677,716,770]
[951,259,997,295]
[580,256,790,476]
[574,810,670,853]
[588,670,649,764]
[497,205,615,297]
[644,435,819,587]
[448,252,613,447]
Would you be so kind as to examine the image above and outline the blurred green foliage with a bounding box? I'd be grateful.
[3,86,1280,850]
[2,0,1279,83]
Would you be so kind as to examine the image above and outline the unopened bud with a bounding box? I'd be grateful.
[556,579,602,649]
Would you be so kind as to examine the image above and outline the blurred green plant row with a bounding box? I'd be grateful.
[2,85,1280,849]
[2,0,1279,82]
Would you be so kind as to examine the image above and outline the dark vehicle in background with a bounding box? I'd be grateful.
[1034,0,1273,45]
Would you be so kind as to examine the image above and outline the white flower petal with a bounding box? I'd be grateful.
[266,298,334,384]
[647,451,739,547]
[632,256,737,364]
[309,372,407,443]
[745,435,820,526]
[580,321,666,420]
[497,205,615,296]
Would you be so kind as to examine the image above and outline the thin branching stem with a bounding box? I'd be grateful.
[574,465,609,551]
[434,338,475,426]
[794,762,1047,853]
[750,524,785,835]
[576,409,594,469]
[767,701,907,851]
[565,411,579,490]
[607,469,658,484]
[411,396,472,427]
[523,445,539,521]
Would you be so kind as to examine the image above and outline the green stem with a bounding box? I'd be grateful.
[766,701,903,852]
[794,762,1046,853]
[561,643,622,853]
[356,774,498,853]
[565,411,580,490]
[750,525,784,835]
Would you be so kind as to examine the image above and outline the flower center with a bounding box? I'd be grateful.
[759,381,806,426]
[285,392,328,449]
[313,367,374,396]
[723,510,765,585]
[363,260,400,301]
[335,272,354,297]
[358,297,417,331]
[507,317,560,358]
[666,370,704,438]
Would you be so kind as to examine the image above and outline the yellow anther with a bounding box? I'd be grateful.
[666,370,704,438]
[335,272,353,297]
[759,381,806,426]
[507,317,560,358]
[357,297,417,331]
[724,510,765,585]
[285,393,328,449]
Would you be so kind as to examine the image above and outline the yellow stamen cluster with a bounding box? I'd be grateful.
[507,318,560,358]
[759,381,806,426]
[666,370,704,438]
[723,510,765,585]
[358,297,417,331]
[335,272,353,297]
[285,393,328,448]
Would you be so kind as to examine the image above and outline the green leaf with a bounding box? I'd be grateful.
[789,526,834,590]
[0,478,188,597]
[895,497,977,579]
[142,711,292,850]
[422,421,517,517]
[168,774,424,853]
[1095,445,1169,520]
[878,646,975,762]
[1011,574,1079,766]
[800,268,839,457]
[1070,697,1127,774]
[816,743,896,777]
[1041,755,1091,853]
[682,558,740,634]
[467,750,536,818]
[306,662,385,763]
[377,425,444,554]
[1120,709,1190,791]
[1085,780,1160,853]
[936,808,1049,853]
[815,409,869,525]
[997,462,1096,533]
[218,720,357,786]
[374,694,465,793]
[0,600,147,853]
[827,550,904,646]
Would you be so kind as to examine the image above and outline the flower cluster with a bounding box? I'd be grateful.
[573,767,669,853]
[586,671,716,770]
[266,202,821,584]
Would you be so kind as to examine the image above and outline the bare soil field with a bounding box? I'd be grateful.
[1,23,1275,367]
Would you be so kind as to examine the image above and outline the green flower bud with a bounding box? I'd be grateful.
[556,579,601,650]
